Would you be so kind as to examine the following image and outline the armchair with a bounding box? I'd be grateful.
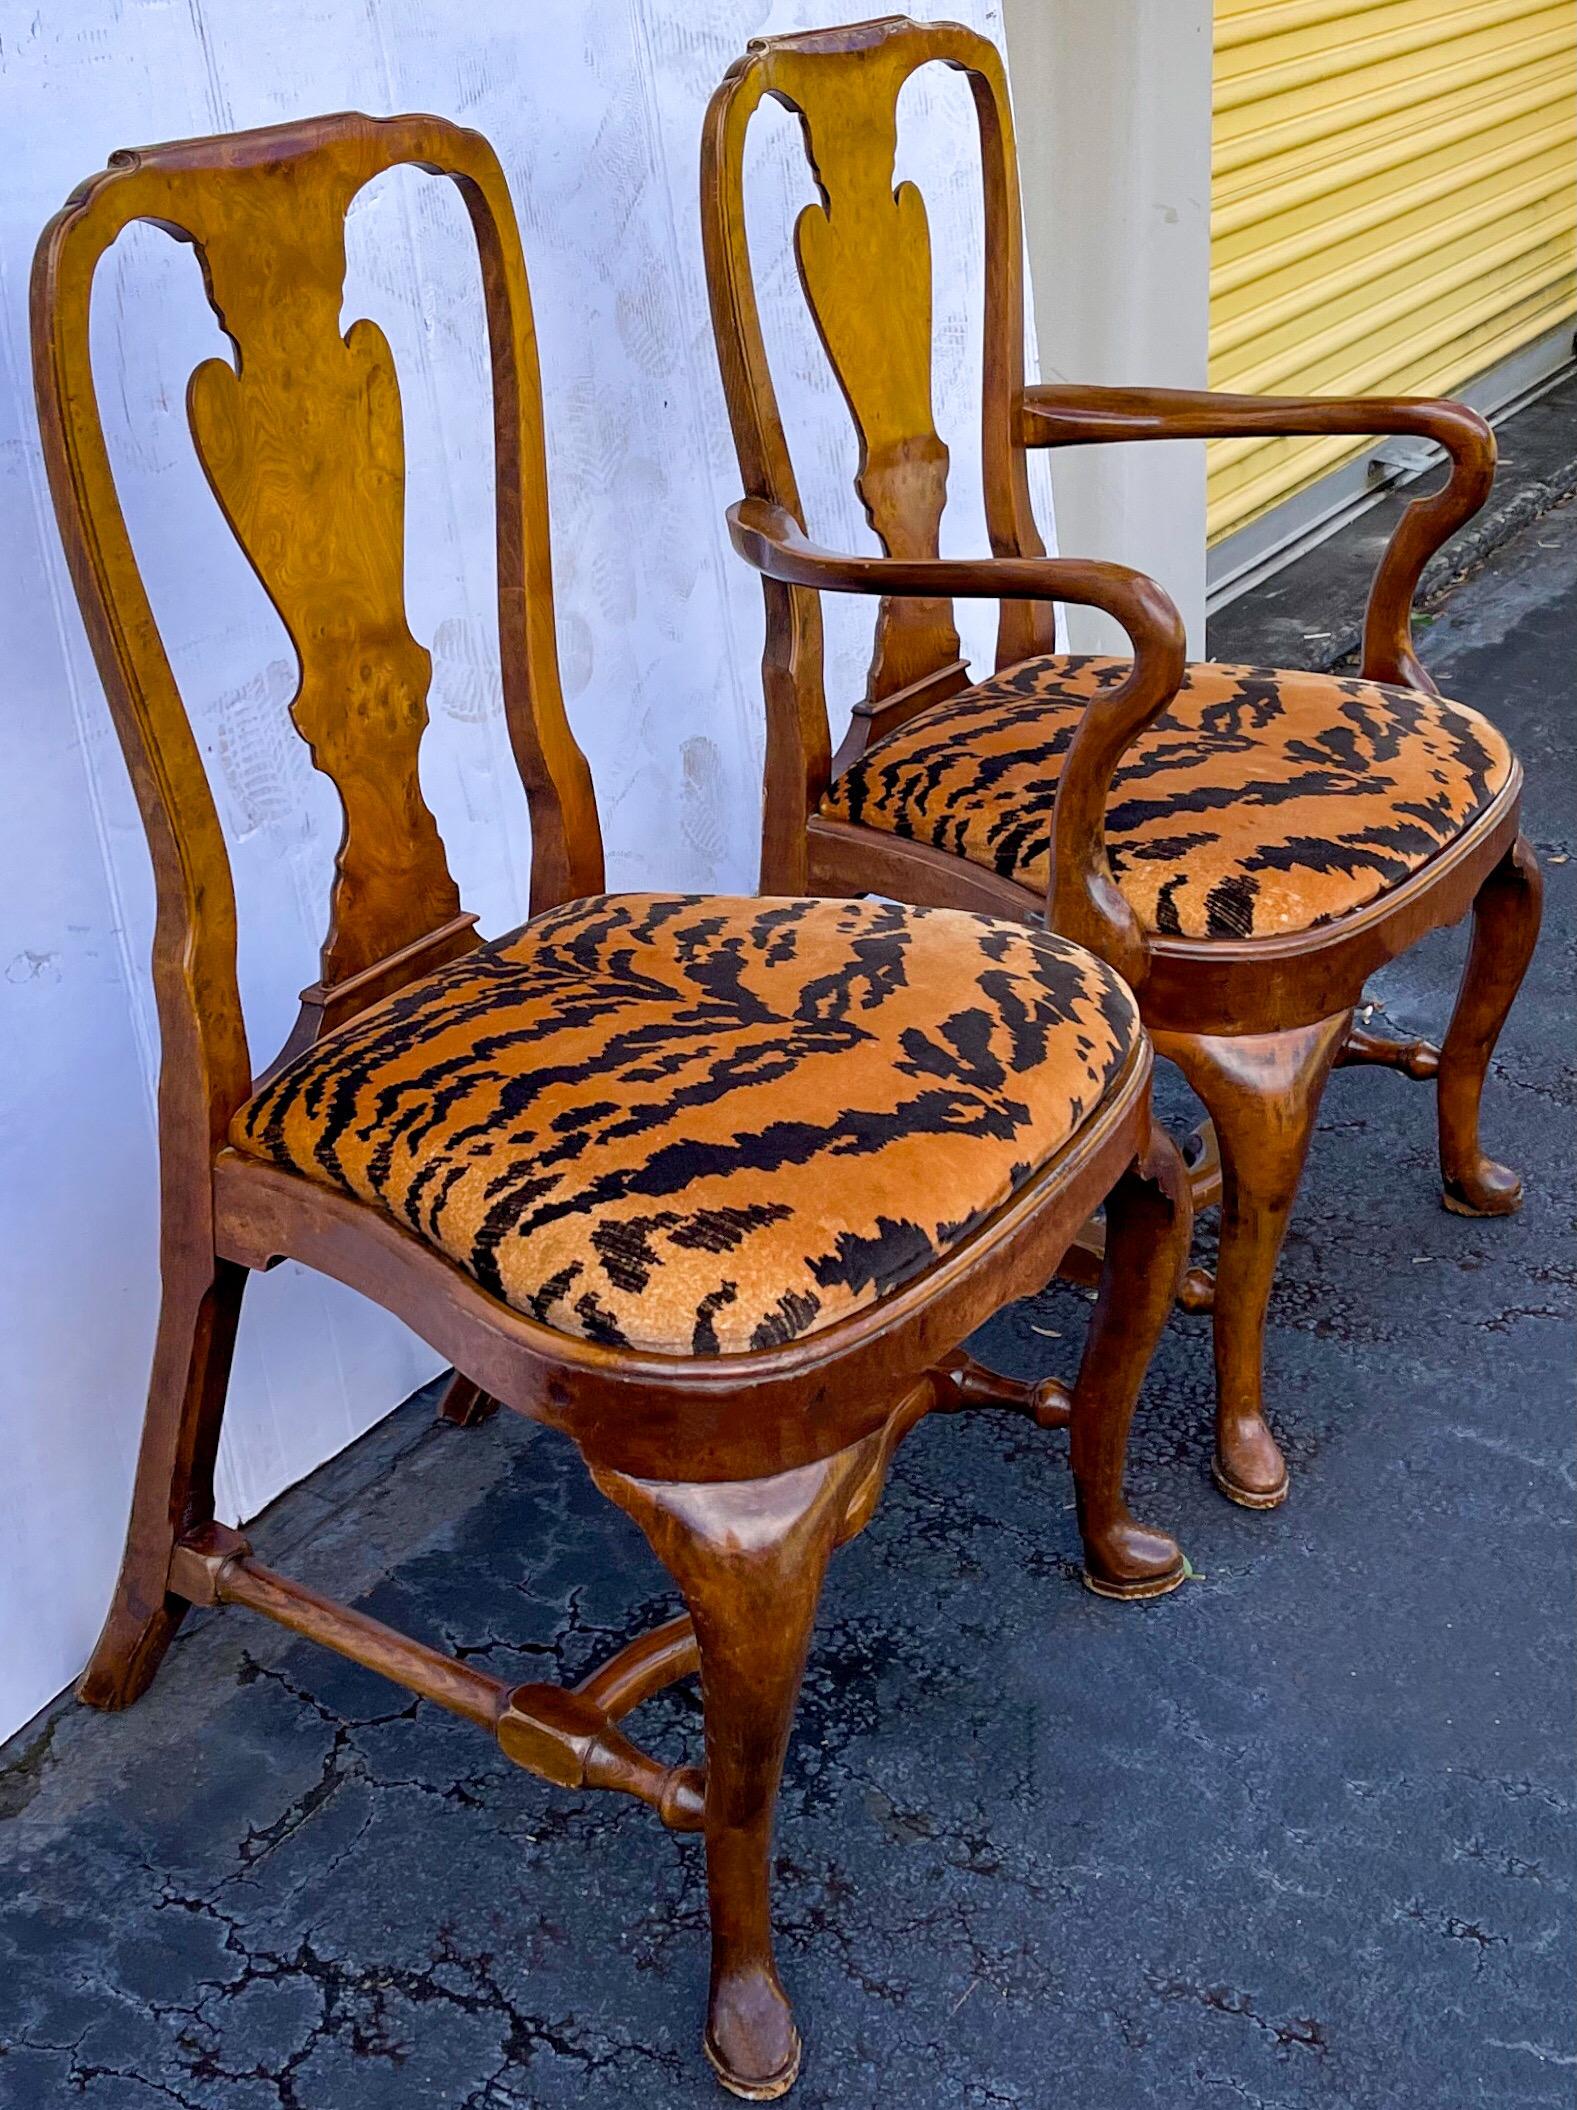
[702,13,1541,1511]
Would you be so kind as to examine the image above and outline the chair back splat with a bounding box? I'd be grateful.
[32,115,603,1109]
[702,16,1054,823]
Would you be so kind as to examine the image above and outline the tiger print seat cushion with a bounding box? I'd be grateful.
[232,894,1139,1358]
[822,655,1513,940]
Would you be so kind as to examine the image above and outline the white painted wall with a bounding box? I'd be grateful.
[0,0,1055,1741]
[1003,0,1214,653]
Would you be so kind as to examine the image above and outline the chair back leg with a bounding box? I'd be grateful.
[78,1258,247,1709]
[1438,832,1543,1216]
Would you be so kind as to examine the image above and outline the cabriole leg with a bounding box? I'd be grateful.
[79,1258,247,1709]
[1438,833,1542,1216]
[1072,1129,1190,1600]
[1157,1015,1351,1511]
[592,1444,872,2100]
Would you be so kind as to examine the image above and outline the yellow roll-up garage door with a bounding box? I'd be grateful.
[1210,0,1577,546]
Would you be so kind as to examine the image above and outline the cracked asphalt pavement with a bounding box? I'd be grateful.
[2,498,1572,2108]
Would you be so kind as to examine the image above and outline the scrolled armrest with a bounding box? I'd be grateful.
[728,498,1187,987]
[1019,385,1495,692]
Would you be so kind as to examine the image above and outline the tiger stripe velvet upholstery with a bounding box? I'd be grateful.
[233,894,1139,1357]
[823,656,1514,940]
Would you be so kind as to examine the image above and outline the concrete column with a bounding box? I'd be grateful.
[1002,0,1214,654]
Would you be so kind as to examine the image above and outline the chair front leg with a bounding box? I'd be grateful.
[1156,1014,1351,1511]
[592,1442,873,2100]
[1071,1129,1191,1600]
[1438,832,1542,1216]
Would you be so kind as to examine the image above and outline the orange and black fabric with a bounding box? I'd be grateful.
[233,894,1138,1357]
[822,656,1513,940]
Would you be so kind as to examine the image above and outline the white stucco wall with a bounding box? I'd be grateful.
[0,0,1056,1741]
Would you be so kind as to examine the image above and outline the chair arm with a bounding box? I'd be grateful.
[1019,385,1496,692]
[728,498,1187,989]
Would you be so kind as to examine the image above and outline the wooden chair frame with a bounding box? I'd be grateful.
[34,111,1192,2099]
[701,13,1542,1511]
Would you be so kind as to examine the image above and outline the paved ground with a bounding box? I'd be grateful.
[2,499,1572,2109]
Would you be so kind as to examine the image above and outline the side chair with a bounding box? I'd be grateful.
[35,112,1192,2100]
[701,13,1542,1512]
